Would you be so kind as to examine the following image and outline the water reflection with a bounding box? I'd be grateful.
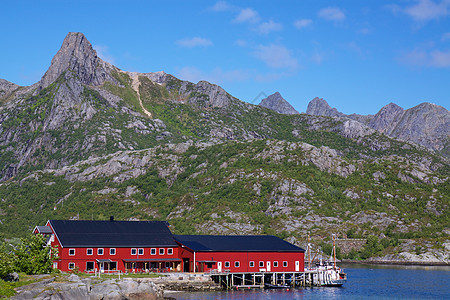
[169,264,450,299]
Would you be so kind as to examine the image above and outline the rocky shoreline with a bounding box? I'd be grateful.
[11,273,222,300]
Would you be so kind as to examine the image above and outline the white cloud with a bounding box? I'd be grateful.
[294,19,312,29]
[235,39,247,47]
[257,20,283,34]
[358,28,370,35]
[210,1,232,12]
[441,32,450,41]
[94,45,115,64]
[253,44,298,70]
[177,37,213,48]
[429,50,450,67]
[404,0,450,22]
[177,66,249,84]
[400,48,450,68]
[233,8,260,23]
[318,7,346,21]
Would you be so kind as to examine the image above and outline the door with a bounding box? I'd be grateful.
[183,258,190,272]
[295,261,300,271]
[266,261,271,272]
[218,262,222,272]
[100,262,104,273]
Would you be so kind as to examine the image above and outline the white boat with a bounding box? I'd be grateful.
[305,233,347,287]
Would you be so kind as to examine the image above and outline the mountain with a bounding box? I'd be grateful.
[306,98,449,156]
[0,33,448,262]
[259,92,299,115]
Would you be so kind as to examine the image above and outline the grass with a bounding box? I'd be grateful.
[0,274,40,299]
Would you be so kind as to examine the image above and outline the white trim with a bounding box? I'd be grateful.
[273,261,278,267]
[138,248,144,255]
[167,248,173,255]
[47,220,64,249]
[249,261,255,267]
[131,248,137,255]
[68,262,75,270]
[97,248,104,255]
[86,248,93,255]
[283,261,288,267]
[69,249,75,256]
[151,248,156,255]
[234,261,240,268]
[224,261,230,268]
[110,248,116,255]
[159,248,164,255]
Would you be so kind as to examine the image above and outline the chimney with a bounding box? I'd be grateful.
[110,216,114,222]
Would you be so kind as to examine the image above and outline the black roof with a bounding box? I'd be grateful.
[49,220,177,247]
[35,226,52,234]
[174,235,305,252]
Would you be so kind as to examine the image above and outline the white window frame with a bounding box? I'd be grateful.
[159,248,164,255]
[259,261,264,267]
[274,261,278,267]
[249,261,254,267]
[110,248,116,255]
[86,261,95,271]
[224,261,230,268]
[98,248,104,255]
[234,261,240,268]
[167,248,173,255]
[68,262,75,270]
[69,249,75,256]
[151,248,156,255]
[86,248,93,255]
[131,248,137,255]
[138,248,144,255]
[283,261,288,267]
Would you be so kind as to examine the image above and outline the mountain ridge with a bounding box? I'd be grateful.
[0,33,448,261]
[306,97,449,156]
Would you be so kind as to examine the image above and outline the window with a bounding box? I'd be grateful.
[235,261,240,268]
[110,248,116,255]
[68,262,75,270]
[249,261,254,267]
[259,261,264,267]
[110,262,117,270]
[151,248,156,255]
[86,261,95,271]
[138,248,144,255]
[87,248,93,255]
[207,262,214,268]
[159,248,164,255]
[283,261,288,267]
[224,261,230,268]
[69,249,75,256]
[167,248,173,255]
[98,248,104,255]
[274,261,278,267]
[131,248,137,255]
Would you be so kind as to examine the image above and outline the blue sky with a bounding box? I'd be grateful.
[1,0,449,114]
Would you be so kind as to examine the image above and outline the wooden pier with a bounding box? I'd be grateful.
[210,270,328,289]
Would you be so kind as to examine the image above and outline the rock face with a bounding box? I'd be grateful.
[259,92,299,114]
[0,79,19,100]
[38,32,117,90]
[306,97,344,118]
[306,97,449,154]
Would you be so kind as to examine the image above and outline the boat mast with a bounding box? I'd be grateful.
[308,232,311,269]
[332,233,336,270]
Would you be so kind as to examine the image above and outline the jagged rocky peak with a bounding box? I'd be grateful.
[306,97,344,117]
[259,92,299,114]
[0,79,19,99]
[369,102,404,132]
[39,32,117,89]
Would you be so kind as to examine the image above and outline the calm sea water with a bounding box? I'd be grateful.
[167,264,450,299]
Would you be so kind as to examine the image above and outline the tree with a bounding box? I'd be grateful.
[0,244,15,278]
[14,234,58,275]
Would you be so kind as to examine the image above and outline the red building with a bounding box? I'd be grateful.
[175,235,305,273]
[35,219,305,274]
